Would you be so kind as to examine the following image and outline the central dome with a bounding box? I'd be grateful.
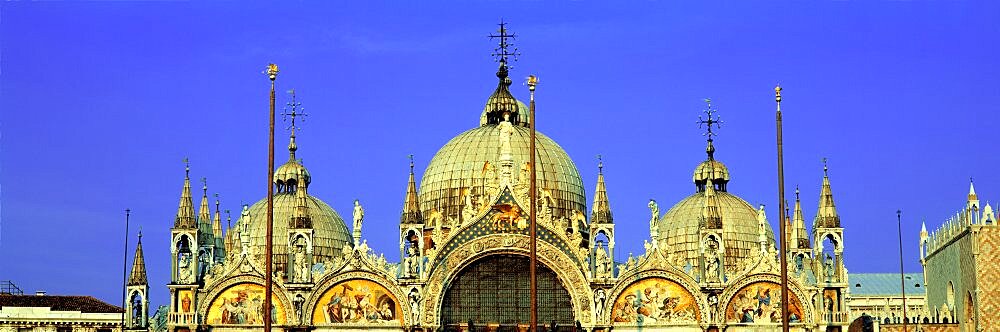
[419,123,586,225]
[237,192,352,272]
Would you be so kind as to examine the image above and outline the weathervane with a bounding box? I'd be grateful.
[489,20,520,69]
[282,89,307,134]
[698,98,723,142]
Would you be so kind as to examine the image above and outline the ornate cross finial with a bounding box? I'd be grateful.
[596,154,603,174]
[698,98,723,142]
[282,89,307,134]
[225,209,231,228]
[183,157,190,177]
[795,185,800,200]
[214,193,220,210]
[408,154,415,173]
[823,157,829,175]
[138,225,142,241]
[489,20,519,69]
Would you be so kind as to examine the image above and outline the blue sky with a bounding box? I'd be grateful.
[2,2,998,308]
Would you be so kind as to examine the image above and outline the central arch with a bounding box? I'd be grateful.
[441,254,574,326]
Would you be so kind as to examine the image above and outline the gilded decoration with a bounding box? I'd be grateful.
[422,234,592,327]
[610,277,699,325]
[430,189,586,275]
[311,279,403,325]
[724,281,805,324]
[205,283,288,325]
[306,270,409,326]
[177,289,194,313]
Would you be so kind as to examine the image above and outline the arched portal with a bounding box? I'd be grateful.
[441,254,574,326]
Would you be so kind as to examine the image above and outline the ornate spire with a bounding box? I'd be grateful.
[482,21,523,127]
[698,98,723,161]
[792,187,809,249]
[815,158,841,228]
[212,193,223,239]
[198,178,211,226]
[127,231,147,286]
[591,155,613,224]
[401,155,423,224]
[213,193,225,260]
[282,89,306,162]
[968,177,979,207]
[174,158,196,228]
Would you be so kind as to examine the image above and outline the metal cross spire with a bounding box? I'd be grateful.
[282,89,307,134]
[596,154,604,174]
[408,154,415,173]
[183,157,190,177]
[698,98,723,141]
[489,20,520,67]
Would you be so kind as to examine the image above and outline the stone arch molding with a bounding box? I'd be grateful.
[718,273,814,324]
[603,268,708,325]
[422,234,593,327]
[305,269,409,326]
[198,275,294,325]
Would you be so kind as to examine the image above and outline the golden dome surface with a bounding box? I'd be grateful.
[693,160,729,184]
[274,160,311,188]
[657,190,776,273]
[418,123,586,225]
[234,191,352,271]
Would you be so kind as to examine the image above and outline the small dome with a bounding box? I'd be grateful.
[657,191,776,273]
[235,192,352,272]
[274,160,311,190]
[693,160,729,185]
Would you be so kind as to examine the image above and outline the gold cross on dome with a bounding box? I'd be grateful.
[697,98,723,141]
[282,89,307,134]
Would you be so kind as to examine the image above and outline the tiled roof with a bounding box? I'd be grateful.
[0,295,124,313]
[850,273,925,296]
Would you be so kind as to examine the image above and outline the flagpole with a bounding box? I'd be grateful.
[264,63,279,332]
[898,210,908,330]
[527,75,538,332]
[121,208,130,329]
[774,85,790,332]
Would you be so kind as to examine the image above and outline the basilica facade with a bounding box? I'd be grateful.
[122,29,860,332]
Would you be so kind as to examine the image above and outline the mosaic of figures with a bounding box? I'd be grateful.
[611,277,699,324]
[312,279,402,325]
[206,283,287,325]
[725,281,803,324]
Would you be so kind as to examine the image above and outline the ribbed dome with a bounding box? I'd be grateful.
[693,160,729,184]
[274,160,311,189]
[419,124,586,226]
[657,191,776,273]
[234,192,352,272]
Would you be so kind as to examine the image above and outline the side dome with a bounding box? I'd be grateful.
[239,192,352,271]
[657,191,776,273]
[419,124,587,225]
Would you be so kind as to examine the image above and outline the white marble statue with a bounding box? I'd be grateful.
[353,199,364,237]
[594,289,607,320]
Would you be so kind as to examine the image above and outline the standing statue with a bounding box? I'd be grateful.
[824,253,835,280]
[353,199,364,244]
[756,205,768,252]
[406,245,420,276]
[240,205,252,253]
[707,293,719,322]
[408,289,421,324]
[648,199,660,238]
[178,253,193,283]
[293,244,309,282]
[594,289,607,321]
[498,113,514,161]
[595,243,610,278]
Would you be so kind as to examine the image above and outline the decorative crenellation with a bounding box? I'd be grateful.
[924,184,997,257]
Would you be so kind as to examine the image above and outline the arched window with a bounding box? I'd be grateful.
[441,254,573,326]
